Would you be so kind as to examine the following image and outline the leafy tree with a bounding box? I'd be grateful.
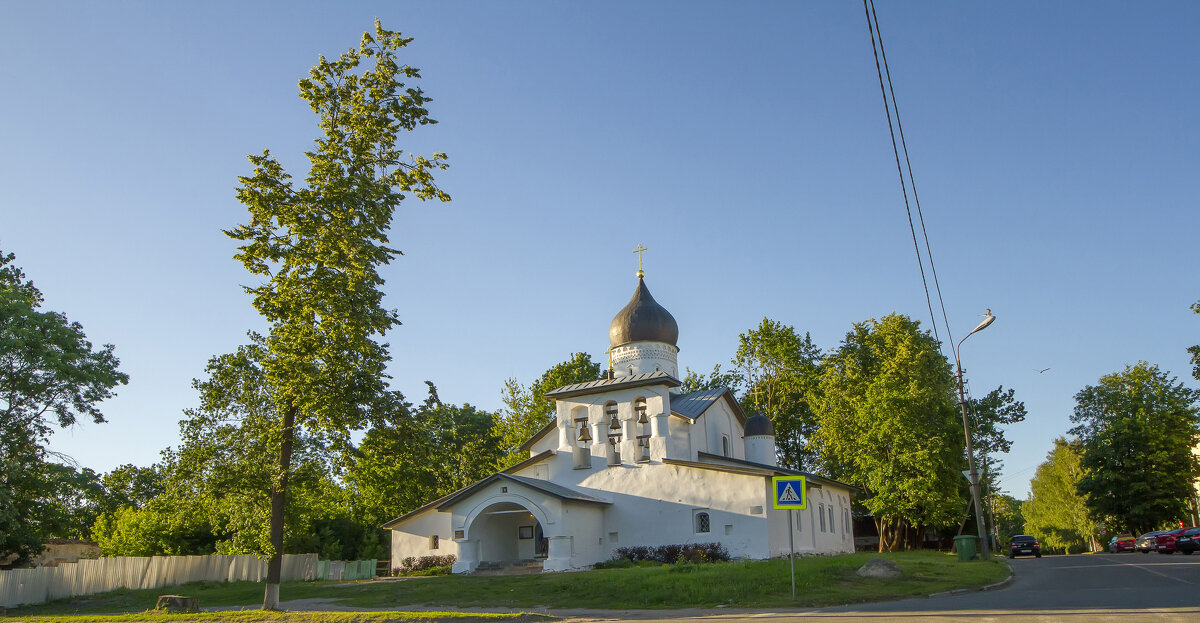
[680,364,742,394]
[1069,362,1200,535]
[965,385,1027,536]
[811,314,965,551]
[493,353,600,469]
[92,347,357,559]
[39,463,104,540]
[0,249,127,564]
[99,463,165,516]
[1189,300,1200,381]
[1024,438,1099,553]
[224,21,448,608]
[348,382,500,534]
[992,494,1025,541]
[732,318,822,470]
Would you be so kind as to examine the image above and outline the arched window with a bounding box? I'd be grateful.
[572,406,591,469]
[695,511,711,533]
[634,396,650,462]
[828,506,835,533]
[819,504,826,532]
[605,401,621,465]
[721,434,730,457]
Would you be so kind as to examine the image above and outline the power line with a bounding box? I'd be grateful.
[862,0,955,356]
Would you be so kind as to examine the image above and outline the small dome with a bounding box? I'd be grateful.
[609,277,679,348]
[744,413,774,437]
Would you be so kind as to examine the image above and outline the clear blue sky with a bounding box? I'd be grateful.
[2,1,1196,499]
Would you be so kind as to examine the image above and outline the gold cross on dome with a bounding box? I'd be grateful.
[633,244,648,278]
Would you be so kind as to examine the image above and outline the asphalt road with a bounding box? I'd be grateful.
[564,552,1200,622]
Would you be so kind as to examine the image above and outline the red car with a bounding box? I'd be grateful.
[1107,534,1135,553]
[1155,527,1194,554]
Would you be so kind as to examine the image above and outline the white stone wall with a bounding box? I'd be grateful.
[611,342,679,378]
[389,507,457,573]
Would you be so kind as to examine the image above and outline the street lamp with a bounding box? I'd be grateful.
[955,309,995,560]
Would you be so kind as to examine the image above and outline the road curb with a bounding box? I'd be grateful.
[927,563,1014,599]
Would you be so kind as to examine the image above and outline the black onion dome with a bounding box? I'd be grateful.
[744,413,775,437]
[608,278,679,348]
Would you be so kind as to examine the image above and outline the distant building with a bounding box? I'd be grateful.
[385,268,856,573]
[0,539,100,569]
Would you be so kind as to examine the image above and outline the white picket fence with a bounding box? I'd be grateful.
[0,553,317,608]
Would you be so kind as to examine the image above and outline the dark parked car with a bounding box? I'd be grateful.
[1107,534,1135,553]
[1136,531,1168,553]
[1009,534,1041,558]
[1174,527,1200,554]
[1156,528,1194,554]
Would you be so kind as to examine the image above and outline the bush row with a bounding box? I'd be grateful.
[395,554,457,574]
[610,543,730,565]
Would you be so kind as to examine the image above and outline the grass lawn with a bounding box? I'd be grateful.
[7,551,1008,618]
[10,614,549,623]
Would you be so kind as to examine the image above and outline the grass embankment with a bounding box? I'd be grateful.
[11,614,547,623]
[7,551,1008,619]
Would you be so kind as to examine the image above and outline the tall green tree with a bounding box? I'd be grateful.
[811,314,964,551]
[680,364,742,394]
[1189,300,1200,381]
[733,318,822,470]
[348,382,500,532]
[92,346,356,559]
[0,249,127,564]
[493,353,600,469]
[965,385,1027,533]
[992,494,1025,542]
[1024,438,1099,553]
[1069,362,1200,535]
[225,22,448,608]
[98,463,165,516]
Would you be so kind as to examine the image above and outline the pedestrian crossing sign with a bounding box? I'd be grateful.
[772,476,807,509]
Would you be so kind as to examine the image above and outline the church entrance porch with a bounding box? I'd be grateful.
[459,501,546,574]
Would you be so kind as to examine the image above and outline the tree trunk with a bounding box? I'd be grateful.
[262,404,296,610]
[875,517,886,553]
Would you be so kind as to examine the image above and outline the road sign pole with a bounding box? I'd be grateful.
[788,509,795,599]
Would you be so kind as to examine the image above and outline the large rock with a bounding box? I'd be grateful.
[856,557,903,579]
[155,595,198,613]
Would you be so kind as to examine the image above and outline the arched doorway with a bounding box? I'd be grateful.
[468,501,544,566]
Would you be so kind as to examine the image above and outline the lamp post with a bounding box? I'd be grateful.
[955,309,995,560]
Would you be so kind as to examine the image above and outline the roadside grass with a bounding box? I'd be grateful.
[12,614,549,623]
[7,551,1008,617]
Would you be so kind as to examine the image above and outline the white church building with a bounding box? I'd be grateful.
[384,270,857,573]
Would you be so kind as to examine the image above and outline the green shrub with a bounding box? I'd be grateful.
[395,554,456,575]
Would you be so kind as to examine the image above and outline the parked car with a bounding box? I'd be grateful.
[1009,534,1042,558]
[1107,534,1135,553]
[1136,531,1168,553]
[1174,527,1200,554]
[1155,528,1193,554]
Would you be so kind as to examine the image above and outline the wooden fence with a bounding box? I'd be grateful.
[0,553,317,608]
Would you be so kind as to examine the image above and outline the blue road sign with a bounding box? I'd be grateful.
[772,475,807,510]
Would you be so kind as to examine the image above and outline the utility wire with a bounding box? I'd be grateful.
[868,0,956,354]
[862,0,951,353]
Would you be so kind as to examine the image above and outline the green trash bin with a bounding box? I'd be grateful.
[953,535,979,561]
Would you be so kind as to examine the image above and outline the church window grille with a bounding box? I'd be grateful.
[429,535,439,549]
[695,511,711,533]
[828,507,835,533]
[819,505,826,532]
